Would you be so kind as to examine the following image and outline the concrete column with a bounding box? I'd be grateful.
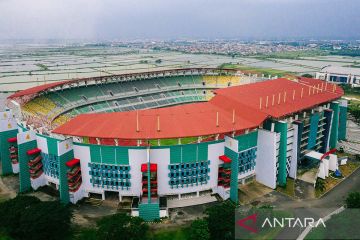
[351,75,355,84]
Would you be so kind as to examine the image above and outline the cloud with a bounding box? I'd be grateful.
[0,0,359,40]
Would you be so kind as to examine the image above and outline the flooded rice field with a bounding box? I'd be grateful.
[1,44,360,92]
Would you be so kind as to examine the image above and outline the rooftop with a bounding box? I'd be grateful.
[320,66,360,76]
[52,77,343,140]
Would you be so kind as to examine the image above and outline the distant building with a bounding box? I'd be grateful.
[316,66,360,85]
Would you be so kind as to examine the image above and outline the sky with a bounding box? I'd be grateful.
[0,0,359,40]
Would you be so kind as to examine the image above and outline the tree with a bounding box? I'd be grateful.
[76,228,98,240]
[346,192,360,208]
[96,213,148,240]
[205,200,236,240]
[301,73,313,78]
[0,196,72,240]
[189,219,210,240]
[0,195,41,237]
[18,201,72,240]
[155,59,162,64]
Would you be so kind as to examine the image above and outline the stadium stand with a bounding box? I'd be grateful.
[19,73,246,129]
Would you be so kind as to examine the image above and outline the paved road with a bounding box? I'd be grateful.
[241,167,360,239]
[269,167,360,239]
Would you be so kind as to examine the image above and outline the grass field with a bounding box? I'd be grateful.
[149,136,199,146]
[147,226,190,240]
[305,208,360,240]
[219,63,291,77]
[253,50,328,60]
[342,84,360,98]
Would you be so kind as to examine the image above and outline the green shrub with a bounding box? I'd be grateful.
[189,219,210,240]
[315,178,326,192]
[0,196,72,240]
[205,200,236,240]
[346,192,360,208]
[96,213,148,240]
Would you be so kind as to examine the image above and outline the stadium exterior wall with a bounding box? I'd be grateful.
[0,95,349,220]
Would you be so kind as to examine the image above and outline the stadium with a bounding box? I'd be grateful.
[0,68,347,221]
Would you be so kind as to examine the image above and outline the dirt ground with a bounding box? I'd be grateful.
[0,175,17,201]
[71,201,119,227]
[295,179,316,199]
[238,180,273,205]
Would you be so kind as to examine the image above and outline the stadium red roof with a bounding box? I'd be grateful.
[8,81,67,98]
[212,77,343,118]
[52,78,343,139]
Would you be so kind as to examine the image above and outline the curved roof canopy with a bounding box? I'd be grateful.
[52,78,343,140]
[8,81,67,98]
[8,68,239,99]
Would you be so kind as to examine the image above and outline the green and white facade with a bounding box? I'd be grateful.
[0,98,347,219]
[256,100,348,188]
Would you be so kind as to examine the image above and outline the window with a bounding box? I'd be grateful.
[89,163,131,189]
[168,160,210,188]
